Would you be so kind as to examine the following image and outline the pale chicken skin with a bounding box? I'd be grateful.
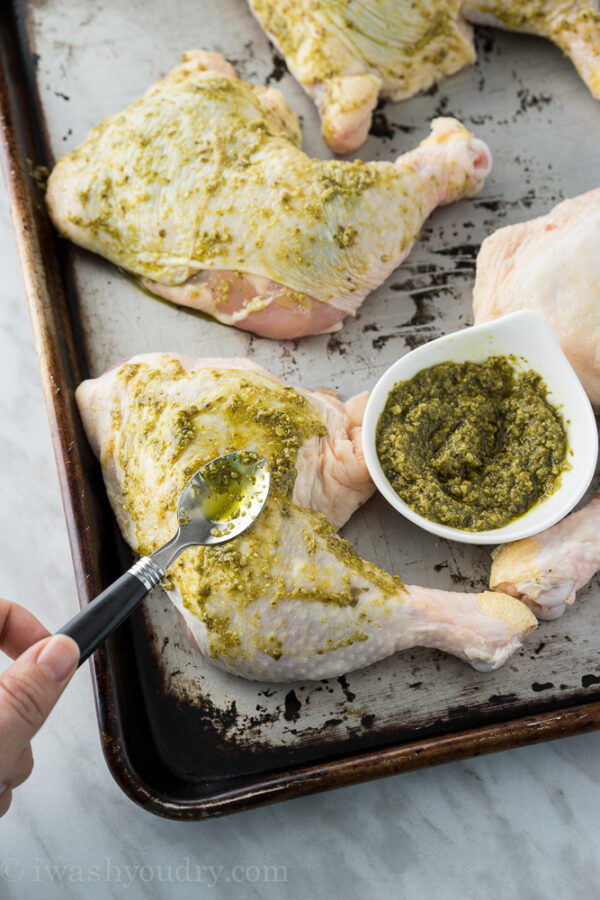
[46,51,491,340]
[473,189,600,409]
[75,353,536,681]
[248,0,476,152]
[491,494,600,620]
[251,1,600,153]
[463,0,600,100]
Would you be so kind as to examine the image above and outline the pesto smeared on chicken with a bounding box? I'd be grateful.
[46,51,491,339]
[75,353,537,680]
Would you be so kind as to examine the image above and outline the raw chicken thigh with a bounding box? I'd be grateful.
[248,0,476,152]
[473,189,600,409]
[250,1,600,153]
[76,353,536,681]
[463,0,600,100]
[46,51,491,340]
[491,494,600,620]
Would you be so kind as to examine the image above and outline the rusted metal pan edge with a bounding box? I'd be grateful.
[0,1,122,803]
[103,700,600,820]
[0,10,95,599]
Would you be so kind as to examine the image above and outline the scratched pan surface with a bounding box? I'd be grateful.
[12,0,600,811]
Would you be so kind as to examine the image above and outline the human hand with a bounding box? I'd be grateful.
[0,599,79,816]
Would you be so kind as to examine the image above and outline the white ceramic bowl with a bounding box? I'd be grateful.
[363,310,598,545]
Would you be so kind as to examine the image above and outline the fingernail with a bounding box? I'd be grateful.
[0,782,7,796]
[36,635,80,682]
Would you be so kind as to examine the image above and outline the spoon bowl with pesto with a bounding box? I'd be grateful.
[363,311,598,545]
[56,451,271,663]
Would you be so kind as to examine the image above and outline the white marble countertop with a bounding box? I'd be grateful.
[0,171,599,900]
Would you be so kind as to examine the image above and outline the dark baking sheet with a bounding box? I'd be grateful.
[2,0,600,819]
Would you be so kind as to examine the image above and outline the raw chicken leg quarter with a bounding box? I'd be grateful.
[248,0,476,153]
[76,354,537,682]
[46,50,492,339]
[473,189,600,410]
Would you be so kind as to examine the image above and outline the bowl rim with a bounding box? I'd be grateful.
[362,311,598,545]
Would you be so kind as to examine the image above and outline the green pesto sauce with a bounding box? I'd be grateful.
[473,0,599,35]
[192,451,267,530]
[253,0,468,81]
[375,356,568,532]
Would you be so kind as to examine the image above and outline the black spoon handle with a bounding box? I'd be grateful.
[56,557,164,665]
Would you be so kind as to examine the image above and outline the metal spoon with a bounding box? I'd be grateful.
[57,451,270,665]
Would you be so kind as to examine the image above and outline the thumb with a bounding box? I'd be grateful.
[0,635,79,776]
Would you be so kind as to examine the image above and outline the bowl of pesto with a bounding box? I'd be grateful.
[363,310,598,544]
